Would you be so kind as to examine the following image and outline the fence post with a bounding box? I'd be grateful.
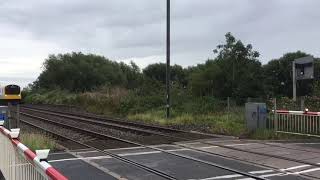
[274,98,277,131]
[16,104,20,128]
[300,97,305,111]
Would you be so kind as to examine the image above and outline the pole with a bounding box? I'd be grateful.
[166,0,171,118]
[274,98,277,131]
[16,103,20,128]
[292,60,296,101]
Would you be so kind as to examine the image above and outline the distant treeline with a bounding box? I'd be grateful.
[27,32,320,99]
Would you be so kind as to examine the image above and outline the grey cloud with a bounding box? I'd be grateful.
[0,0,320,70]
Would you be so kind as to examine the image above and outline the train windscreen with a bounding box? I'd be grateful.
[5,85,20,95]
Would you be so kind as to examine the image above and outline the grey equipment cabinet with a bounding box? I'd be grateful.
[245,103,267,131]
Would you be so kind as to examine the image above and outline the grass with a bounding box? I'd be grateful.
[19,133,57,152]
[128,109,311,139]
[128,108,246,137]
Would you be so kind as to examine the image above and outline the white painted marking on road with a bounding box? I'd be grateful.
[49,148,189,162]
[49,156,111,162]
[200,146,218,149]
[225,143,258,147]
[280,164,311,171]
[248,170,273,174]
[180,142,202,145]
[189,174,243,180]
[290,167,320,175]
[190,169,280,180]
[260,173,284,178]
[106,146,144,151]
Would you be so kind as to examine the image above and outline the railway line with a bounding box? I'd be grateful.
[21,105,213,140]
[15,105,320,179]
[18,107,268,180]
[20,106,320,167]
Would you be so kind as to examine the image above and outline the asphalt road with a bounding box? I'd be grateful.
[47,140,319,180]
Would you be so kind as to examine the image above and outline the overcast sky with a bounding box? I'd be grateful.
[0,0,320,87]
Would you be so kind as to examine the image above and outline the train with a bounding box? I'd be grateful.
[0,84,21,104]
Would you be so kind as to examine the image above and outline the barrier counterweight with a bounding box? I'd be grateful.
[0,126,67,180]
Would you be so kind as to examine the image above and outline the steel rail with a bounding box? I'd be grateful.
[21,109,187,141]
[21,115,308,180]
[21,107,320,170]
[21,106,217,138]
[20,112,266,180]
[20,106,320,167]
[20,119,177,180]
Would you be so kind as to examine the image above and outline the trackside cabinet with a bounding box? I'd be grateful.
[245,103,267,131]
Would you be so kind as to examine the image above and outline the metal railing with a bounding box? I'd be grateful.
[269,110,320,136]
[0,126,68,180]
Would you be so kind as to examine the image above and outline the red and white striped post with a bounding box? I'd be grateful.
[0,126,68,180]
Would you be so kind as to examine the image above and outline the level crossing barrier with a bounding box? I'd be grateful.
[0,126,68,180]
[269,109,320,136]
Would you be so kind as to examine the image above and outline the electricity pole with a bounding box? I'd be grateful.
[166,0,171,118]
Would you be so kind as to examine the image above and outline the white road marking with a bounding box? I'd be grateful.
[280,164,311,171]
[260,173,285,178]
[50,142,320,179]
[191,169,278,180]
[188,174,243,180]
[226,143,258,147]
[105,146,144,151]
[200,146,218,149]
[49,148,189,162]
[248,170,273,174]
[49,156,111,162]
[290,167,320,175]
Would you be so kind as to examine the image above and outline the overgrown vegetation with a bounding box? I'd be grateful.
[23,32,320,138]
[20,133,56,151]
[128,108,246,136]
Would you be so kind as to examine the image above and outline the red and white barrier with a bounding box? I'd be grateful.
[0,126,68,180]
[275,110,320,116]
[269,109,320,136]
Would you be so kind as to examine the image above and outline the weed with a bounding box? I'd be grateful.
[19,133,56,152]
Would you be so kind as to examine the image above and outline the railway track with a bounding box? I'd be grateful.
[19,110,266,180]
[17,105,320,179]
[21,106,320,162]
[21,105,214,140]
[20,106,320,166]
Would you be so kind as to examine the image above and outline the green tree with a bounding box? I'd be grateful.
[143,63,188,86]
[34,52,128,92]
[189,60,224,96]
